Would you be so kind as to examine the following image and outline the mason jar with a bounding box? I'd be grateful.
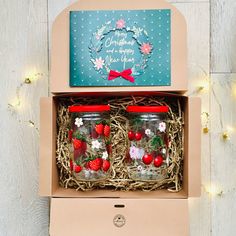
[126,105,169,181]
[68,105,111,181]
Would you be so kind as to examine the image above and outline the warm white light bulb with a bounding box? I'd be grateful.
[205,185,223,197]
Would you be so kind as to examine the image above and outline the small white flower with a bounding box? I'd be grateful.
[145,129,154,137]
[75,117,83,128]
[102,151,108,160]
[162,148,166,155]
[158,122,166,132]
[145,129,151,136]
[92,140,101,149]
[137,165,143,171]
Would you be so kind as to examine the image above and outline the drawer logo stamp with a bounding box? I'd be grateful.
[113,214,126,228]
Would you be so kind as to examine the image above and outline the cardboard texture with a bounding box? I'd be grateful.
[38,0,201,235]
[39,94,201,198]
[50,198,189,236]
[50,0,187,93]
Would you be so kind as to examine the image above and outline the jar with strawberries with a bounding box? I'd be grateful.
[126,105,169,181]
[68,105,111,181]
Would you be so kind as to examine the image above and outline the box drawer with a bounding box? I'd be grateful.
[50,198,189,236]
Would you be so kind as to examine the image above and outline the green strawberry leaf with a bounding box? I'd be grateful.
[151,136,164,148]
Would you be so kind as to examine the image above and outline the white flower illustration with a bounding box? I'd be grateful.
[158,122,166,132]
[132,26,143,38]
[162,148,166,155]
[145,129,154,137]
[75,117,83,128]
[92,140,101,149]
[92,57,105,70]
[102,151,109,160]
[145,129,151,136]
[137,165,143,171]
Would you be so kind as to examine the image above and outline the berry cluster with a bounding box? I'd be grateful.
[69,118,111,178]
[142,154,163,167]
[70,158,110,173]
[128,128,166,169]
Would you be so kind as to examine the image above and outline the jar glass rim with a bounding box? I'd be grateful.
[69,105,110,113]
[126,105,169,113]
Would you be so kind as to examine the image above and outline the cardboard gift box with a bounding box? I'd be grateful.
[39,0,201,235]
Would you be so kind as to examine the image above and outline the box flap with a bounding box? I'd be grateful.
[50,198,189,236]
[39,97,54,196]
[50,0,187,93]
[187,97,201,197]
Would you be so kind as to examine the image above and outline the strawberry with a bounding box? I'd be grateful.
[154,155,163,167]
[68,129,73,141]
[70,160,74,171]
[73,138,83,150]
[74,165,82,173]
[102,160,110,172]
[89,158,103,171]
[95,123,104,135]
[104,125,111,137]
[142,154,153,165]
[135,132,142,141]
[128,130,135,141]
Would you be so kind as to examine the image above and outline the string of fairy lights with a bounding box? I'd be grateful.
[8,73,235,197]
[198,80,235,141]
[195,74,236,197]
[7,73,44,133]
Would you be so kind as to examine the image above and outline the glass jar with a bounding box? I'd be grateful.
[68,105,111,181]
[126,105,169,181]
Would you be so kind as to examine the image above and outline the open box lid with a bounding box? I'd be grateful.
[50,0,187,94]
[50,198,189,236]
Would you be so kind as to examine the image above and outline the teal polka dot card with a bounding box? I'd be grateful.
[70,10,171,87]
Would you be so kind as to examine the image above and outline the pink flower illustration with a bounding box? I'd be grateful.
[140,43,152,55]
[116,19,126,29]
[129,146,138,159]
[95,34,101,40]
[93,57,105,70]
[158,122,166,132]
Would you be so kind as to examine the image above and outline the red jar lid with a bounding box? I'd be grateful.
[69,105,110,113]
[126,105,169,113]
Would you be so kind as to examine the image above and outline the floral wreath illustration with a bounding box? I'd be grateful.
[89,19,153,83]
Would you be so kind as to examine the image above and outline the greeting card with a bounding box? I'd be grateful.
[70,10,171,86]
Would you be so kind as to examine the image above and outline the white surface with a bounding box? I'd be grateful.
[0,0,235,235]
